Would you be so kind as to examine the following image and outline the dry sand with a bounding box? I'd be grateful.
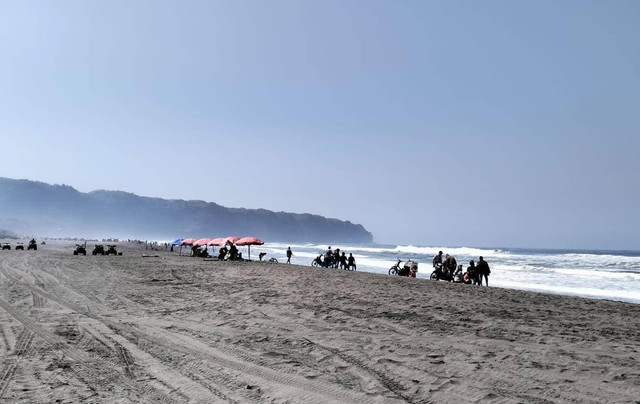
[0,241,639,403]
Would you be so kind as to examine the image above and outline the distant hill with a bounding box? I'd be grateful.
[0,177,373,243]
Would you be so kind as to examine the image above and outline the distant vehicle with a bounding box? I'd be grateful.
[105,245,122,256]
[2,243,11,250]
[73,244,87,255]
[92,245,105,255]
[27,239,37,251]
[15,242,24,251]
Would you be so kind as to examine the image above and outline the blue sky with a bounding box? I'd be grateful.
[1,1,638,249]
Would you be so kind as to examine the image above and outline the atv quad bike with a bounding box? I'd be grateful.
[92,245,105,255]
[73,244,87,255]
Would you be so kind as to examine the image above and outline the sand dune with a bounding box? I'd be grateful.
[0,241,638,403]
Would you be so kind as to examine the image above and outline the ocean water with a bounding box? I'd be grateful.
[249,243,640,304]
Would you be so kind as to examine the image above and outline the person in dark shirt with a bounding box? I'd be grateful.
[339,252,348,270]
[476,256,491,286]
[443,254,457,280]
[432,251,443,268]
[347,253,356,271]
[286,247,293,264]
[467,260,478,285]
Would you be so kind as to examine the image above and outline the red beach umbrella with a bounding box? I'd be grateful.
[235,237,264,260]
[193,238,212,246]
[180,239,196,246]
[207,238,226,246]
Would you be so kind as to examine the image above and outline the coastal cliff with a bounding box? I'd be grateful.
[0,177,373,242]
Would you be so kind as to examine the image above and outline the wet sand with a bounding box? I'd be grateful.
[0,241,639,403]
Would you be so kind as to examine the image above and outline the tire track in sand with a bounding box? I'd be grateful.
[147,325,387,404]
[0,327,34,400]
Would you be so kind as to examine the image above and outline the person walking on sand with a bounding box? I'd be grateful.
[477,256,491,286]
[286,247,293,264]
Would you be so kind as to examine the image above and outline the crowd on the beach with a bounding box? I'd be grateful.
[312,246,357,270]
[431,250,491,286]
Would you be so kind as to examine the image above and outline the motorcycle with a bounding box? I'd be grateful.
[311,255,324,267]
[389,259,418,277]
[430,263,452,281]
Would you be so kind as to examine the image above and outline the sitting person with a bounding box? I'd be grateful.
[218,246,228,260]
[466,260,477,285]
[229,244,239,261]
[453,265,464,283]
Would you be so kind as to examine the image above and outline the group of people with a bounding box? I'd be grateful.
[432,250,491,286]
[188,242,242,260]
[313,246,357,270]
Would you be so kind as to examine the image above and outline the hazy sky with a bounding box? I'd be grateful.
[1,1,639,249]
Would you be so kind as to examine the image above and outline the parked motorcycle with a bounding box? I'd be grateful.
[311,255,324,267]
[389,259,418,277]
[430,263,452,281]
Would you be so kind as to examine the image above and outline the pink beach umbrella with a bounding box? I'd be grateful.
[207,238,227,246]
[178,238,196,256]
[235,237,264,260]
[193,238,212,247]
[221,236,240,246]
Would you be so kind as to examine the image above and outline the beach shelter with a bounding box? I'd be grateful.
[170,238,183,246]
[193,238,212,246]
[179,238,196,256]
[235,237,264,260]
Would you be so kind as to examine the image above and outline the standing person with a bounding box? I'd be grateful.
[348,253,356,271]
[340,252,348,270]
[443,254,458,281]
[324,246,333,268]
[333,249,341,269]
[286,247,293,264]
[432,251,443,268]
[477,256,491,286]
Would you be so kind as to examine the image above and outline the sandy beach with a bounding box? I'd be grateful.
[0,241,639,403]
